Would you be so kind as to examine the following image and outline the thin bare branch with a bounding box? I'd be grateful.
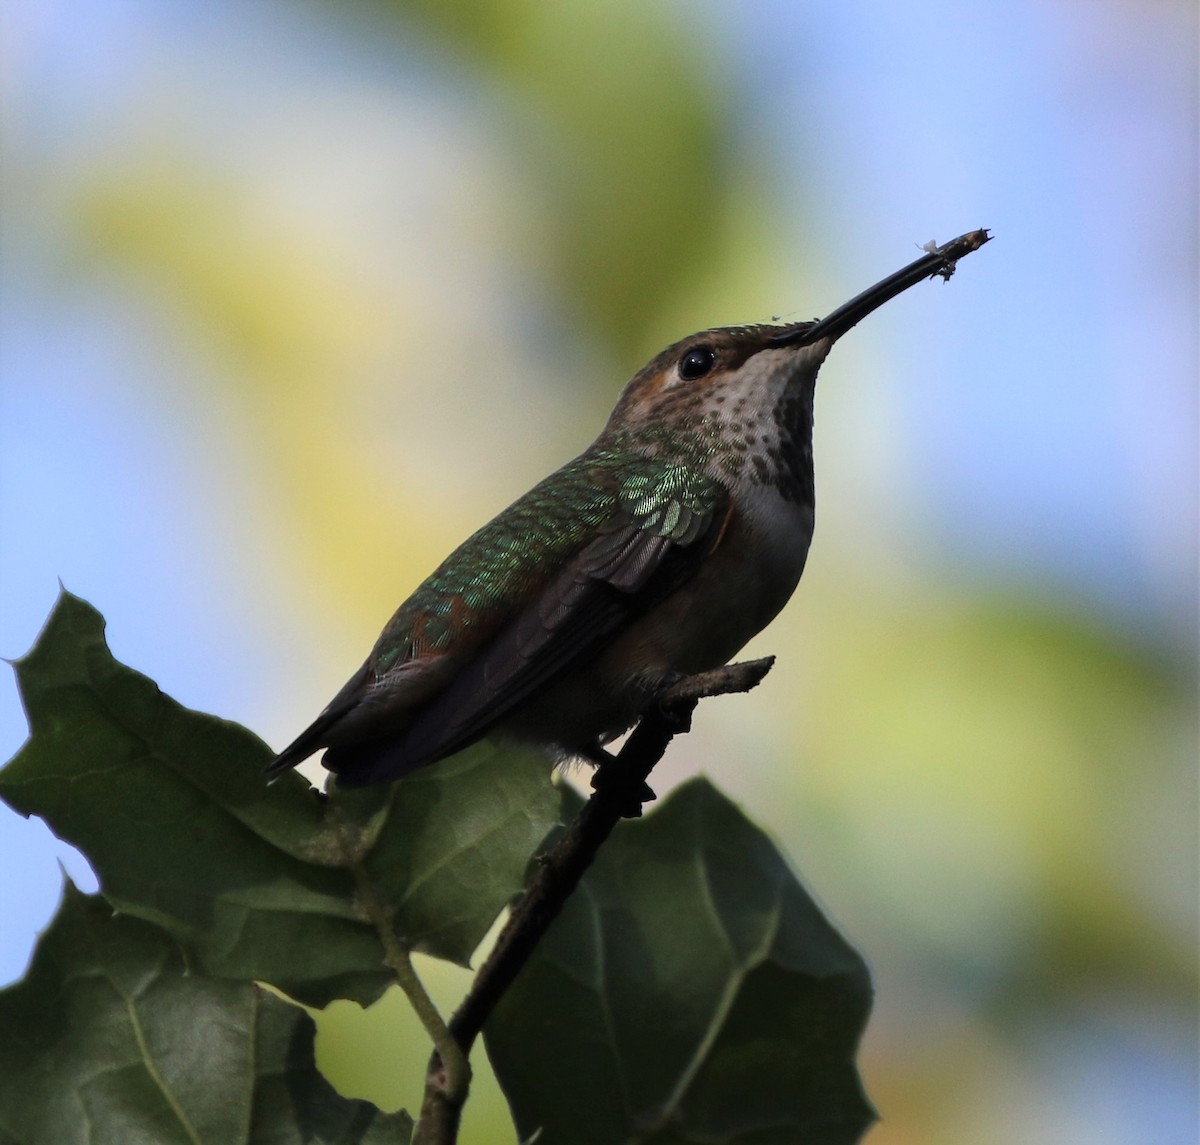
[414,657,775,1141]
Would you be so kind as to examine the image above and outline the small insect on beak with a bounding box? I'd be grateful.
[772,229,992,348]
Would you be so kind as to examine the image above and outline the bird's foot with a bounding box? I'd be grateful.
[649,671,694,733]
[589,757,655,819]
[577,742,620,768]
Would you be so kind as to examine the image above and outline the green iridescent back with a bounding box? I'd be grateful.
[371,445,725,674]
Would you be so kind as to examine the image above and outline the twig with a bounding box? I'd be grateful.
[413,656,775,1142]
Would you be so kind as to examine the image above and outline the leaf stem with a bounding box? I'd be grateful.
[361,873,472,1103]
[331,813,472,1139]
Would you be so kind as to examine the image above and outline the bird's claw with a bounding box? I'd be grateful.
[591,765,656,818]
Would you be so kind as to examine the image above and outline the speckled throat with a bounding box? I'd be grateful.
[599,324,828,507]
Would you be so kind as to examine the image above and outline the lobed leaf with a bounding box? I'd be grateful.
[0,590,559,1006]
[0,882,412,1145]
[485,778,876,1145]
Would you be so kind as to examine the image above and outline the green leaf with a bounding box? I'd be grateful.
[485,779,876,1145]
[0,882,412,1145]
[0,590,559,1006]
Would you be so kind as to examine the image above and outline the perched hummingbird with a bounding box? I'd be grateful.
[269,230,989,788]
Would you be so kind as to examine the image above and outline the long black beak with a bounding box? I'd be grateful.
[773,229,991,347]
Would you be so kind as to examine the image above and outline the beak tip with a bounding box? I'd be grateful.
[773,226,992,347]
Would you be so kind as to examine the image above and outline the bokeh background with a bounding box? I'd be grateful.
[2,1,1196,1142]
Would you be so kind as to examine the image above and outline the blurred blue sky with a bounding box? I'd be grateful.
[745,0,1196,630]
[1,0,1196,1139]
[4,1,1195,663]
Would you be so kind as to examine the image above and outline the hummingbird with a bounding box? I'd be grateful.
[269,230,990,788]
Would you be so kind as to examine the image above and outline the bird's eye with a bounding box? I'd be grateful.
[678,345,717,381]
